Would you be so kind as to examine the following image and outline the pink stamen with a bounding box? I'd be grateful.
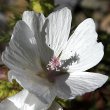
[47,56,61,71]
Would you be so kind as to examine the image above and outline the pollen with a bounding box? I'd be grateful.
[47,56,61,71]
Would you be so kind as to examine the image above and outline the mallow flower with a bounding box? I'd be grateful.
[2,7,108,105]
[0,89,62,110]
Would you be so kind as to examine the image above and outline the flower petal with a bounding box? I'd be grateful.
[2,21,42,73]
[8,70,56,104]
[22,11,54,65]
[55,72,108,99]
[0,100,17,110]
[0,89,51,110]
[60,18,103,72]
[68,42,103,72]
[48,101,63,110]
[22,11,45,35]
[45,7,72,57]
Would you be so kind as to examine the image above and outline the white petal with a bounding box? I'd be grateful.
[48,101,63,110]
[9,89,50,110]
[68,42,104,72]
[55,72,108,99]
[60,18,104,72]
[2,21,42,73]
[22,11,53,65]
[8,89,29,108]
[0,100,18,110]
[22,11,45,36]
[0,89,51,110]
[8,70,56,104]
[45,7,72,57]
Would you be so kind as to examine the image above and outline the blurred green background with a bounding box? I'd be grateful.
[0,0,110,110]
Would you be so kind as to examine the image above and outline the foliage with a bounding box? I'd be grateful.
[0,80,22,101]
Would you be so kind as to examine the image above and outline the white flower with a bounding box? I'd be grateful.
[0,89,62,110]
[54,0,78,10]
[2,7,108,104]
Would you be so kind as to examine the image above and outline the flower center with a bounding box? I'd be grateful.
[46,56,61,71]
[39,53,80,83]
[45,56,62,82]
